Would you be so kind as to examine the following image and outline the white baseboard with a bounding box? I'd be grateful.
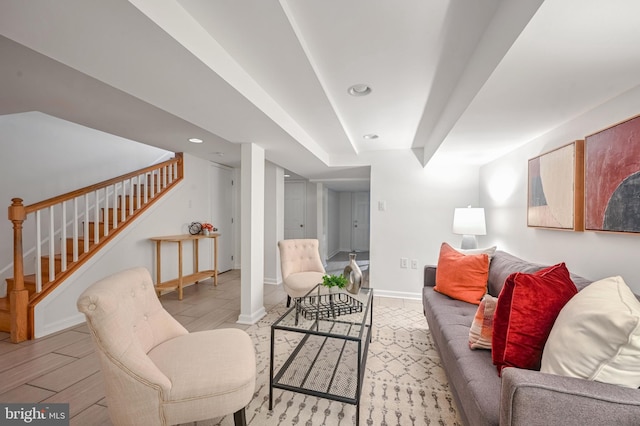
[237,306,267,325]
[327,248,341,259]
[264,278,281,286]
[36,312,86,339]
[373,288,422,300]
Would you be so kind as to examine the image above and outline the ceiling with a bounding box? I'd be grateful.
[1,0,640,192]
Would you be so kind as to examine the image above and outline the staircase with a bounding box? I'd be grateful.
[1,154,183,342]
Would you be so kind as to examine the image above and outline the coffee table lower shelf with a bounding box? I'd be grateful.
[269,317,372,424]
[271,329,370,399]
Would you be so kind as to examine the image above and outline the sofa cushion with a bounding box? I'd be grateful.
[455,245,497,259]
[423,287,501,426]
[487,251,546,296]
[469,294,498,350]
[434,242,489,305]
[492,263,577,375]
[284,271,325,298]
[541,276,640,388]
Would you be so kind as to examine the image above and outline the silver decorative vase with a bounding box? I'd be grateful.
[344,253,363,294]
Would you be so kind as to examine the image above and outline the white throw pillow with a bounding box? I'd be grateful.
[454,245,497,259]
[540,276,640,388]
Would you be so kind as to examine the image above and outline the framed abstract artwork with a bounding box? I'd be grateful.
[585,114,640,233]
[527,140,584,230]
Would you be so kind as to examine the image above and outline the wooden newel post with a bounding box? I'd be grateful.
[8,198,28,343]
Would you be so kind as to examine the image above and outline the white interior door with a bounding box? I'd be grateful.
[352,191,370,251]
[284,181,306,239]
[210,164,233,272]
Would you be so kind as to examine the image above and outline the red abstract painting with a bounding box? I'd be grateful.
[585,114,640,233]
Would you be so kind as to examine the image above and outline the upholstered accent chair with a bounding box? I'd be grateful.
[278,239,326,307]
[77,267,255,426]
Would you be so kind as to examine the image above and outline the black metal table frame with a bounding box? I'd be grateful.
[269,285,373,426]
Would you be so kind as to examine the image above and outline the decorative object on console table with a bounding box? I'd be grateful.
[201,222,214,236]
[527,140,584,231]
[452,206,486,249]
[344,252,363,294]
[585,114,640,233]
[188,221,202,235]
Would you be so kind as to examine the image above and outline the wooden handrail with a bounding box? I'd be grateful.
[24,154,183,214]
[6,153,183,342]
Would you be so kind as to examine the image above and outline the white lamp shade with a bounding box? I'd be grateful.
[453,207,486,235]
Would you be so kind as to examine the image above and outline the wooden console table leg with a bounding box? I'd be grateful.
[194,239,200,283]
[213,235,218,286]
[155,241,162,296]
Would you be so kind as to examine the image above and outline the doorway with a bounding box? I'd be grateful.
[210,163,234,273]
[284,181,306,239]
[351,191,370,251]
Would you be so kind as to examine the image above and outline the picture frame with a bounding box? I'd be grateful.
[584,114,640,233]
[527,140,584,231]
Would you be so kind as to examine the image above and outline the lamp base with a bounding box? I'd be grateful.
[460,235,478,250]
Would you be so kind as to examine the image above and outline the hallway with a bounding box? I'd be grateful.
[325,251,370,278]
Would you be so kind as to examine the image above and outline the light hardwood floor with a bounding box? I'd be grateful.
[0,270,422,425]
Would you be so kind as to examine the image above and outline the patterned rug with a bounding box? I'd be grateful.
[199,304,461,426]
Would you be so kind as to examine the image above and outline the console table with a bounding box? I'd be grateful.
[149,233,219,300]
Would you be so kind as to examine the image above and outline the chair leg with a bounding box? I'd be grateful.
[233,407,247,426]
[286,295,291,307]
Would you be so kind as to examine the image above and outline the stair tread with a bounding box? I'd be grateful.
[42,253,74,260]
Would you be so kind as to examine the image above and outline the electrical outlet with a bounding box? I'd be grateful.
[411,259,418,269]
[400,257,408,268]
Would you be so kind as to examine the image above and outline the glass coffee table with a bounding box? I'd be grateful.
[269,284,373,426]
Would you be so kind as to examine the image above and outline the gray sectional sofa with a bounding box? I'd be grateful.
[422,250,640,426]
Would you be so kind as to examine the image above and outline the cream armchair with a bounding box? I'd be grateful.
[278,239,326,307]
[77,267,255,426]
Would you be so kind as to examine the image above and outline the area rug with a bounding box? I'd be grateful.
[196,304,461,426]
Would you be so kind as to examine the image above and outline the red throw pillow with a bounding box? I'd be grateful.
[492,263,577,375]
[434,242,489,305]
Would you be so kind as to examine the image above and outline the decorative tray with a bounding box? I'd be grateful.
[296,291,363,320]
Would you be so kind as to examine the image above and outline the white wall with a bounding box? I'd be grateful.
[232,167,242,269]
[0,112,172,289]
[366,149,480,298]
[264,162,284,285]
[480,85,640,293]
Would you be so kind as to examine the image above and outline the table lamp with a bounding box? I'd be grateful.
[453,206,486,249]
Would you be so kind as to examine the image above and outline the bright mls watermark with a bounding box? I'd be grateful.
[0,404,69,425]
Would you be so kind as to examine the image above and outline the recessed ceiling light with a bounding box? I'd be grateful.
[188,137,203,144]
[348,84,372,96]
[363,134,379,140]
[284,174,291,178]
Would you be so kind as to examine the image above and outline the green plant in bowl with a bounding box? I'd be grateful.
[321,274,348,289]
